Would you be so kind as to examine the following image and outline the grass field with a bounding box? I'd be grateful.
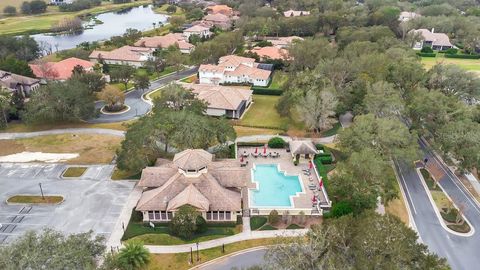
[62,167,88,177]
[148,238,277,270]
[0,1,150,35]
[0,134,122,164]
[421,54,480,72]
[2,120,132,133]
[7,195,63,204]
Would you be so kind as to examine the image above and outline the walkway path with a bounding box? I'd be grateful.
[0,128,125,140]
[236,134,336,144]
[90,67,198,123]
[146,229,308,254]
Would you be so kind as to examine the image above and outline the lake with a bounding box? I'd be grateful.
[32,5,168,51]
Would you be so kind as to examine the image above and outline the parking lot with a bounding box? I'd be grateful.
[0,163,135,244]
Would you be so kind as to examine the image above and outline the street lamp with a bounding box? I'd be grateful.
[38,183,44,200]
[196,242,199,262]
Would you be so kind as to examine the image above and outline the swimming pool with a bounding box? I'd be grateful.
[249,164,304,208]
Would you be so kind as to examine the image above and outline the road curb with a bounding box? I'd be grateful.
[100,105,131,115]
[391,161,418,233]
[188,246,270,270]
[416,168,475,237]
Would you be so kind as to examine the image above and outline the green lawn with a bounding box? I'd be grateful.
[250,216,267,230]
[286,223,304,229]
[62,167,87,177]
[0,1,151,35]
[421,54,480,71]
[7,195,63,204]
[154,4,185,15]
[238,95,292,130]
[321,122,341,137]
[268,71,288,90]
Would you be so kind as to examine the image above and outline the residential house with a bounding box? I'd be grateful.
[202,13,232,30]
[0,70,40,96]
[206,4,233,16]
[399,11,420,22]
[199,55,272,87]
[181,83,253,119]
[248,46,289,61]
[267,36,304,48]
[183,25,212,40]
[412,28,453,51]
[89,46,155,67]
[283,9,310,17]
[50,0,75,4]
[136,149,248,222]
[29,57,94,81]
[134,33,195,54]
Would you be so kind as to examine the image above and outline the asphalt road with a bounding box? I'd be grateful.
[198,248,267,270]
[394,138,480,270]
[89,67,198,123]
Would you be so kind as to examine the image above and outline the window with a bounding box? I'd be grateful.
[213,211,218,220]
[154,211,160,220]
[206,212,212,220]
[226,211,231,220]
[167,212,173,220]
[219,212,225,220]
[161,211,167,220]
[148,211,154,220]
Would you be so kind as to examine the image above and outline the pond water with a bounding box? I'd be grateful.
[32,5,168,51]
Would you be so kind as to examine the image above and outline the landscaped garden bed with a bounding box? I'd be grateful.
[421,168,471,233]
[62,167,88,178]
[7,195,63,204]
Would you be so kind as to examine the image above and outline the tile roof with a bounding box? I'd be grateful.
[184,25,210,33]
[0,70,39,90]
[206,4,233,15]
[204,13,230,23]
[249,46,289,60]
[414,29,453,47]
[29,57,94,80]
[181,83,252,110]
[89,46,154,62]
[173,149,213,171]
[225,64,271,80]
[289,140,319,155]
[219,55,255,66]
[283,9,310,17]
[134,33,194,50]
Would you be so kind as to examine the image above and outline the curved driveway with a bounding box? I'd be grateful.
[89,67,198,123]
[196,248,267,270]
[395,138,480,270]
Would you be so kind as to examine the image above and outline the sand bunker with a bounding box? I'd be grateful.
[0,152,79,163]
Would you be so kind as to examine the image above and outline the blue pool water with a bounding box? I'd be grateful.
[250,164,303,207]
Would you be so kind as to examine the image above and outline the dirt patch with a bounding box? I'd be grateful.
[0,134,122,164]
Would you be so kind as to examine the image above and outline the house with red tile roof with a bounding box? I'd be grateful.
[134,33,195,54]
[199,55,272,87]
[29,57,94,81]
[89,46,155,67]
[202,13,232,30]
[248,46,289,61]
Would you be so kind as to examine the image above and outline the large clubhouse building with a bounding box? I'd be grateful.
[136,149,249,222]
[199,55,272,87]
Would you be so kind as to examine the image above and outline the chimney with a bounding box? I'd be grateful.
[431,28,435,33]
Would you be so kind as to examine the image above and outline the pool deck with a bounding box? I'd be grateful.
[238,147,327,212]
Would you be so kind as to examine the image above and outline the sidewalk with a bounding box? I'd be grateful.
[236,135,336,144]
[145,229,308,254]
[106,185,142,250]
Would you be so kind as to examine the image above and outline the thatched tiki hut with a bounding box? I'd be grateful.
[289,140,319,160]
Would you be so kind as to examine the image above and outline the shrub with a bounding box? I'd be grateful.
[444,54,480,59]
[169,205,198,239]
[268,137,286,148]
[268,210,280,225]
[420,46,433,53]
[166,5,177,13]
[417,52,436,57]
[256,40,273,47]
[317,155,333,164]
[445,48,458,55]
[330,201,353,217]
[3,6,17,16]
[293,159,299,166]
[237,142,266,147]
[251,88,283,96]
[195,215,208,234]
[315,144,325,151]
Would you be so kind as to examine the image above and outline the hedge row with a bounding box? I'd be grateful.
[417,52,436,57]
[237,142,266,147]
[251,88,284,96]
[444,54,480,59]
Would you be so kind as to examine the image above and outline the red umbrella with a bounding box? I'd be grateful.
[312,195,317,203]
[319,177,323,188]
[263,145,266,154]
[309,161,313,169]
[240,156,244,162]
[255,147,258,154]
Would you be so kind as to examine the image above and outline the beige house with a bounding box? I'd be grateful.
[0,70,40,96]
[181,83,253,119]
[183,25,212,40]
[89,46,155,67]
[134,33,195,54]
[202,13,232,30]
[136,149,249,223]
[412,28,453,51]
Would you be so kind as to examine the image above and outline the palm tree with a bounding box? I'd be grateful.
[117,241,150,270]
[0,87,11,129]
